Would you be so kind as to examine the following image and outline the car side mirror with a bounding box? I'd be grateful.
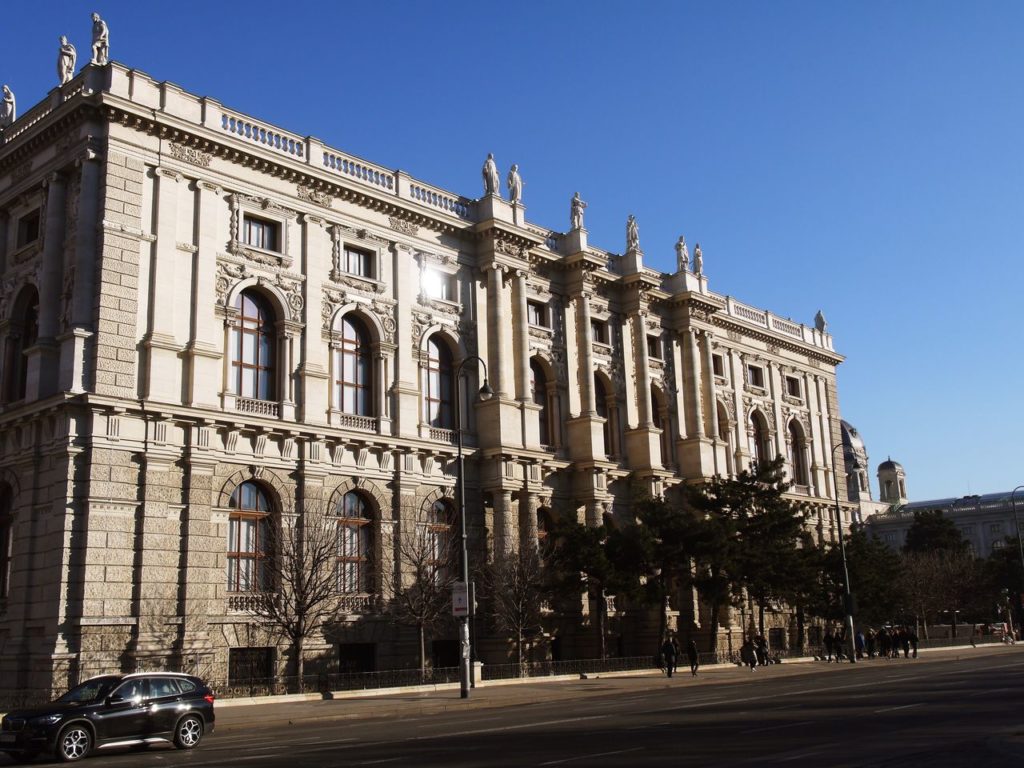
[106,694,124,706]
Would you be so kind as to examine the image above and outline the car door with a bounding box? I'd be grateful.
[93,677,149,743]
[144,677,184,738]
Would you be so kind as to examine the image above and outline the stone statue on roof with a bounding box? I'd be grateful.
[482,153,500,197]
[570,192,587,230]
[693,242,703,276]
[0,86,15,129]
[507,163,522,204]
[815,309,828,333]
[58,36,77,85]
[626,214,639,252]
[91,12,109,66]
[675,236,689,272]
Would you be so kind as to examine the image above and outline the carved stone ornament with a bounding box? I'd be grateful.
[11,161,32,182]
[727,329,743,342]
[767,343,780,355]
[274,274,304,322]
[168,142,212,168]
[388,216,419,236]
[417,249,453,267]
[297,184,333,208]
[494,238,527,258]
[216,260,248,305]
[59,265,75,332]
[372,300,398,344]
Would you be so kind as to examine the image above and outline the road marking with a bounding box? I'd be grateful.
[775,749,825,762]
[742,719,814,735]
[352,759,402,765]
[874,703,921,713]
[538,746,644,765]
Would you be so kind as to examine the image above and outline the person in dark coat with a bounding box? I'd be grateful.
[686,639,700,677]
[823,629,834,662]
[661,636,678,677]
[740,637,757,671]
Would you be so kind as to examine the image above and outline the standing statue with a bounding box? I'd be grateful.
[0,86,15,129]
[91,12,109,66]
[693,242,703,276]
[507,164,523,204]
[58,36,77,85]
[482,153,500,196]
[626,214,640,252]
[675,236,689,272]
[815,309,828,333]
[570,192,587,230]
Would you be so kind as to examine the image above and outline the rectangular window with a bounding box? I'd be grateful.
[343,246,374,278]
[786,376,802,398]
[423,269,456,301]
[646,336,662,360]
[15,210,40,249]
[591,320,608,345]
[712,354,725,378]
[527,300,549,328]
[746,365,765,388]
[228,647,274,685]
[990,523,1003,535]
[243,215,280,252]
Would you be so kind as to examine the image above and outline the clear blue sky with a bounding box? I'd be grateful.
[6,1,1022,500]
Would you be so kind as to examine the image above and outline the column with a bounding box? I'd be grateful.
[671,332,688,440]
[577,290,596,415]
[520,491,539,551]
[486,264,508,397]
[185,181,222,408]
[0,211,8,274]
[686,329,705,438]
[703,332,720,440]
[144,168,181,402]
[60,151,100,394]
[494,490,515,554]
[632,313,652,427]
[29,172,67,399]
[297,215,329,424]
[514,270,530,401]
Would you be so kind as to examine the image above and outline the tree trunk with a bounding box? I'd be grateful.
[758,599,765,637]
[517,630,524,676]
[708,599,721,656]
[796,605,806,654]
[597,589,607,660]
[418,623,426,677]
[295,636,305,693]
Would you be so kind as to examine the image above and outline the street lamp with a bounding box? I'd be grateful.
[1008,486,1024,637]
[830,442,857,663]
[454,355,492,699]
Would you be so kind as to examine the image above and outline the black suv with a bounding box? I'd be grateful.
[0,672,215,762]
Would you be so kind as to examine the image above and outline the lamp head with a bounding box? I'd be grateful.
[478,380,494,402]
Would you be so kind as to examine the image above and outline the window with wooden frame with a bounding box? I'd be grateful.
[227,482,272,593]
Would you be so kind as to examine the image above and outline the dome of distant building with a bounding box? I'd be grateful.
[877,457,907,505]
[878,457,903,472]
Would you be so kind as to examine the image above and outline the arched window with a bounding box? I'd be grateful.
[4,286,38,403]
[336,491,372,593]
[651,385,671,468]
[424,336,453,429]
[425,500,454,579]
[750,411,772,469]
[231,290,276,401]
[594,374,614,457]
[531,359,551,447]
[227,482,272,593]
[0,484,11,598]
[789,421,809,485]
[335,315,373,416]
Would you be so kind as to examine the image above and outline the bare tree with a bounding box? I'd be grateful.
[244,494,342,687]
[897,551,945,638]
[479,545,552,671]
[383,497,458,673]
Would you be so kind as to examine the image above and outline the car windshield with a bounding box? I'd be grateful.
[56,677,120,705]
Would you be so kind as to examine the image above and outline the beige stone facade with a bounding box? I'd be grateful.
[0,63,851,698]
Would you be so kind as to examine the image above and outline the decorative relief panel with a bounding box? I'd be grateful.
[297,184,333,208]
[388,216,418,236]
[168,142,212,168]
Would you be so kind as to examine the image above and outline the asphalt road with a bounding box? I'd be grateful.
[6,646,1024,767]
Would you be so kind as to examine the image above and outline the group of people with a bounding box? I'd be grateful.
[660,636,701,678]
[822,626,920,661]
[739,634,775,670]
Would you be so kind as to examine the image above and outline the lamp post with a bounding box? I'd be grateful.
[454,355,492,699]
[830,441,857,663]
[1008,486,1024,637]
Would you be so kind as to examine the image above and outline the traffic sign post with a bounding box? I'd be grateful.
[452,581,470,617]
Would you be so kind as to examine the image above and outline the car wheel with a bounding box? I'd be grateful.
[174,714,203,749]
[56,724,92,762]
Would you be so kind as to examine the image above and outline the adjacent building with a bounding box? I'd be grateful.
[0,60,852,698]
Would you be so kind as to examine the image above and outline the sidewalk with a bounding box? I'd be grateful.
[213,642,1014,733]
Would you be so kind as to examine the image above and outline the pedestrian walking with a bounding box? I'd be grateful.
[661,636,678,678]
[741,637,757,671]
[687,639,700,677]
[823,629,834,662]
[909,629,918,658]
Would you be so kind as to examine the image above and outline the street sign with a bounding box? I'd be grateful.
[452,581,469,617]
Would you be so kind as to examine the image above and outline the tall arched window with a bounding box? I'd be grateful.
[531,359,551,447]
[231,290,276,401]
[595,374,612,457]
[336,491,372,593]
[424,336,453,429]
[227,482,272,593]
[335,315,373,416]
[750,411,772,469]
[651,385,671,468]
[789,420,809,486]
[4,286,38,403]
[0,484,12,598]
[425,500,454,579]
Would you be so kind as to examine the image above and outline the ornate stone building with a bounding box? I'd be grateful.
[0,60,850,697]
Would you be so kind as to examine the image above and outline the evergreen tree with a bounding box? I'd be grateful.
[902,509,969,554]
